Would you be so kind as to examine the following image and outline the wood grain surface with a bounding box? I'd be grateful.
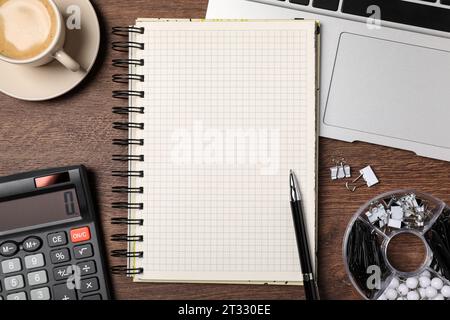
[0,0,448,300]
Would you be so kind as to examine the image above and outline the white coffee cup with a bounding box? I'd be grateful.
[0,0,80,72]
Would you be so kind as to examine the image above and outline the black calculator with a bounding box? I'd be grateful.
[0,166,112,300]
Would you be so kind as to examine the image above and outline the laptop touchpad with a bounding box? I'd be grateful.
[324,33,450,149]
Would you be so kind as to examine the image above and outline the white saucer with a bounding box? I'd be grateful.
[0,0,100,101]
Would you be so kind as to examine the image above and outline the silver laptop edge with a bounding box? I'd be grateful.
[206,0,450,162]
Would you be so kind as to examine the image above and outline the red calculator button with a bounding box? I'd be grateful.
[70,227,91,243]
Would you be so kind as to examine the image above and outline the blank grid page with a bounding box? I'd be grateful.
[130,20,317,283]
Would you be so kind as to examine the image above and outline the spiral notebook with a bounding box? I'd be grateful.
[112,19,320,284]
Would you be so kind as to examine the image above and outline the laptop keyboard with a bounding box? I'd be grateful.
[341,0,450,33]
[264,0,450,33]
[313,0,339,11]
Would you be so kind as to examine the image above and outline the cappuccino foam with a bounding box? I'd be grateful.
[0,0,57,60]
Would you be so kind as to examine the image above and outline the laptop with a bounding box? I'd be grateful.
[206,0,450,162]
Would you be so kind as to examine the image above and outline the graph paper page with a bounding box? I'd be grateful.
[129,20,318,283]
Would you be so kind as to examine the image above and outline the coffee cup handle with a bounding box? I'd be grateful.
[54,49,80,72]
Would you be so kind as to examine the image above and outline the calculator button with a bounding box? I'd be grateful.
[25,253,45,269]
[53,265,73,281]
[80,277,99,293]
[0,241,18,257]
[30,287,51,300]
[77,260,96,276]
[50,248,71,264]
[47,232,67,247]
[7,292,26,300]
[53,283,77,300]
[73,243,93,260]
[1,258,22,274]
[82,294,102,300]
[70,226,91,243]
[27,270,48,286]
[22,237,42,252]
[4,274,24,291]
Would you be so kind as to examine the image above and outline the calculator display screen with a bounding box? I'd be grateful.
[0,189,81,232]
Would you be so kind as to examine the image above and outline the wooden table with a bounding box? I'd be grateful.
[0,0,448,300]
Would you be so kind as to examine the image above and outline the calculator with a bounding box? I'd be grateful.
[0,166,112,300]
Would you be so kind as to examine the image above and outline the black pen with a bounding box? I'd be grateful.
[289,170,320,300]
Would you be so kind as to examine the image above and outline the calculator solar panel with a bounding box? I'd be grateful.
[0,166,112,300]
